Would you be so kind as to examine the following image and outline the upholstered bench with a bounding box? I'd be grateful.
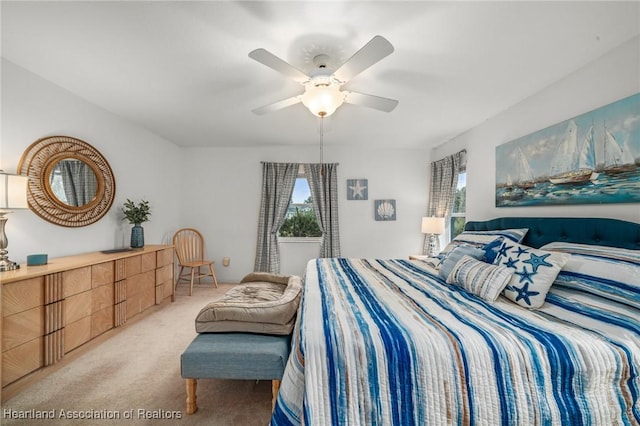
[180,273,301,415]
[180,332,291,414]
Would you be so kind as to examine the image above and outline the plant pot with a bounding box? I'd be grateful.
[130,224,144,248]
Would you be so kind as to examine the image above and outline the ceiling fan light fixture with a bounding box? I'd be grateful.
[302,85,344,117]
[250,36,397,116]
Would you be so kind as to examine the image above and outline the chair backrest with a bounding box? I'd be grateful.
[173,228,206,264]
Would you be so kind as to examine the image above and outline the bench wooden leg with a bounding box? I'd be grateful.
[186,378,198,414]
[271,379,281,411]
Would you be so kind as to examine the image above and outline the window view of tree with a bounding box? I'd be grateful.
[279,178,322,238]
[451,172,466,238]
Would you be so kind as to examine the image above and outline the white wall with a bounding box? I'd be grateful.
[433,36,640,224]
[6,35,636,283]
[1,59,430,282]
[179,144,429,281]
[1,59,182,263]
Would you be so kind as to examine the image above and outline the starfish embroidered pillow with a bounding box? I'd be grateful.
[494,241,569,309]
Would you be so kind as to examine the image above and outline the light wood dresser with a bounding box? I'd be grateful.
[0,245,174,401]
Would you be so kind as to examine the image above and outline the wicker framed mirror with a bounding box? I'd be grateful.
[18,135,116,227]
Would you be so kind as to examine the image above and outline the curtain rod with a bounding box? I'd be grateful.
[259,161,340,165]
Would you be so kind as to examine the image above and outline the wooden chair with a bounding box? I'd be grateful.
[173,228,218,296]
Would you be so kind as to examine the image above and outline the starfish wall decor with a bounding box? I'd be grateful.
[347,179,368,200]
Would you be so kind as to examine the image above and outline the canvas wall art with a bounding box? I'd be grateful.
[347,179,368,200]
[374,199,396,221]
[496,93,640,207]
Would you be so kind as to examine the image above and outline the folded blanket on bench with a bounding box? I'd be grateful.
[195,272,302,335]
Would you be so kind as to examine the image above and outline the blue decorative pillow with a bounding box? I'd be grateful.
[482,237,505,263]
[438,245,485,281]
[494,241,569,309]
[446,255,514,301]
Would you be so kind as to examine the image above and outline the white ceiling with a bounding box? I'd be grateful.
[2,1,639,150]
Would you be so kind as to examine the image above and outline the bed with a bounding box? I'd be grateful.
[271,217,640,425]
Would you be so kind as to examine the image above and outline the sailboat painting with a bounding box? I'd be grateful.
[496,92,640,207]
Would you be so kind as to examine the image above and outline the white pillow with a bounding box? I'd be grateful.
[494,241,569,309]
[446,255,514,301]
[439,228,529,258]
[541,242,640,310]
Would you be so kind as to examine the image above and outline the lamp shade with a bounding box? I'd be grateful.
[421,217,445,235]
[302,85,345,117]
[0,172,29,210]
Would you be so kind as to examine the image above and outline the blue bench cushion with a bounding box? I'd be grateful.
[180,333,291,380]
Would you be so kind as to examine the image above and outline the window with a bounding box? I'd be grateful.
[450,172,466,238]
[279,177,322,238]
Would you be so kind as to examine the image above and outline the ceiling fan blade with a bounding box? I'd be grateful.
[332,36,394,83]
[252,95,303,115]
[343,91,399,113]
[249,48,309,84]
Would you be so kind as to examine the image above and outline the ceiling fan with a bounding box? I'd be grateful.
[249,35,399,117]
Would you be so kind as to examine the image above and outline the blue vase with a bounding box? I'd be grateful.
[130,224,144,248]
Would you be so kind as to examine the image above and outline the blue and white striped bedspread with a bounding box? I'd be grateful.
[271,258,640,425]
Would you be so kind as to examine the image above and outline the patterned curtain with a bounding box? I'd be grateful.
[58,160,98,207]
[254,162,299,273]
[305,163,341,258]
[422,150,466,254]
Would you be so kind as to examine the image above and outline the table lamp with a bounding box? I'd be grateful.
[422,216,445,257]
[0,172,29,271]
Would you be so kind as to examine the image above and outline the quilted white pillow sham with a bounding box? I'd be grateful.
[440,228,529,255]
[541,242,640,310]
[436,228,529,268]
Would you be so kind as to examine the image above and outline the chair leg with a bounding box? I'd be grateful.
[190,268,196,296]
[209,264,218,288]
[175,266,186,293]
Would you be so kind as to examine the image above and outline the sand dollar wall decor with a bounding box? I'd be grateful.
[18,135,116,227]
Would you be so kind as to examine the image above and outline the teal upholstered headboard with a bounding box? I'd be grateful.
[464,217,640,250]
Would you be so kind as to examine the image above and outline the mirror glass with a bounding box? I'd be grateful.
[18,136,115,227]
[48,158,99,207]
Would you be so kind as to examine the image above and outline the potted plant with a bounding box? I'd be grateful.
[122,199,151,248]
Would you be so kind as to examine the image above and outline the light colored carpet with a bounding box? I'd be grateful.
[2,283,273,425]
